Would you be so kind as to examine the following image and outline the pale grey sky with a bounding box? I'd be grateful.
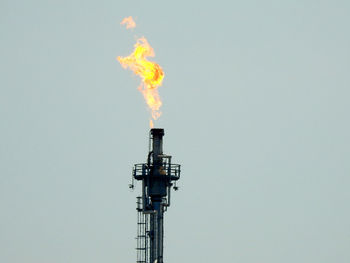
[1,0,349,263]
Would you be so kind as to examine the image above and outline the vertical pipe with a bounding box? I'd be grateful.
[152,201,163,263]
[149,129,165,263]
[150,213,155,263]
[151,129,164,164]
[158,204,164,263]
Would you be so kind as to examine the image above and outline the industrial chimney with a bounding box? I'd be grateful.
[130,128,181,263]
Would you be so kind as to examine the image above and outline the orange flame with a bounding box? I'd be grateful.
[120,16,136,29]
[117,37,164,125]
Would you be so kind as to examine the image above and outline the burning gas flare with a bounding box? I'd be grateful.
[149,119,154,128]
[120,16,136,29]
[117,37,164,125]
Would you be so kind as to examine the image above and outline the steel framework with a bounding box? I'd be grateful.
[130,129,181,263]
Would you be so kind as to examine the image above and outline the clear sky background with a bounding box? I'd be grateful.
[1,0,349,262]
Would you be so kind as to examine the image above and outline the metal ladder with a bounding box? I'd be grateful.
[136,197,149,263]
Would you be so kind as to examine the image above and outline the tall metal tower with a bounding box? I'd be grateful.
[130,128,181,263]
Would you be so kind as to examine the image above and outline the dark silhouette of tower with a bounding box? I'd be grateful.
[130,128,181,263]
